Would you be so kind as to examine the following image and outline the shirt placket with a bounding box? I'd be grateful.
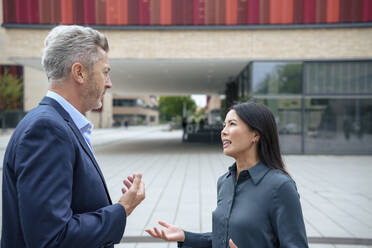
[224,176,237,248]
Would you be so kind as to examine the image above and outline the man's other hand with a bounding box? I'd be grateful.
[118,173,145,216]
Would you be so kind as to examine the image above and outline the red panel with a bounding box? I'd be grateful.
[303,0,316,23]
[281,0,293,24]
[118,0,128,25]
[173,0,184,24]
[226,0,238,24]
[247,0,259,24]
[160,0,172,25]
[339,0,352,22]
[206,0,216,24]
[74,0,84,24]
[193,0,205,25]
[139,0,150,25]
[237,0,248,24]
[363,0,372,21]
[128,0,139,25]
[95,0,106,25]
[83,0,95,25]
[61,0,73,24]
[293,0,304,23]
[3,0,17,23]
[39,0,51,24]
[315,0,326,23]
[326,0,339,23]
[269,0,281,24]
[150,0,161,25]
[27,0,40,24]
[351,0,363,22]
[106,0,120,25]
[259,0,270,24]
[183,0,193,25]
[215,0,225,24]
[16,0,28,23]
[226,0,231,24]
[51,0,61,24]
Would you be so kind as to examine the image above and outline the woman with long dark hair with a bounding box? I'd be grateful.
[146,102,308,248]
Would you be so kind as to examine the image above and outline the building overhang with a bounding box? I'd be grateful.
[9,57,249,95]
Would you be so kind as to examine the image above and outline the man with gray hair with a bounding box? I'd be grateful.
[1,25,145,248]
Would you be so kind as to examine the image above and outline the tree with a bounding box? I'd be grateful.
[0,69,23,128]
[158,96,196,122]
[256,63,302,94]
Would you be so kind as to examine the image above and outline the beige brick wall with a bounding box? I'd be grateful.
[207,95,221,112]
[0,0,9,63]
[23,66,49,111]
[2,28,372,60]
[113,106,159,125]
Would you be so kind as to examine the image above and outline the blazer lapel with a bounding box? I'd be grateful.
[40,97,113,204]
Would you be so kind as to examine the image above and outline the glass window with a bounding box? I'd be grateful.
[251,62,302,95]
[254,98,302,154]
[113,99,137,107]
[304,61,372,94]
[304,98,372,154]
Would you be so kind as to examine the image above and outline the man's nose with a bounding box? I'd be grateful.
[105,76,112,88]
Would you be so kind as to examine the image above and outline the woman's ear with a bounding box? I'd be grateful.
[253,131,260,143]
[71,62,88,85]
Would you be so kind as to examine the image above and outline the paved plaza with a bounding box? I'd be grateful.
[1,126,372,248]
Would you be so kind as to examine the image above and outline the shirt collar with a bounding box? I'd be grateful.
[227,161,271,185]
[46,90,93,132]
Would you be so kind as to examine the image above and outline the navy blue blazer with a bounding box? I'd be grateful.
[1,97,126,248]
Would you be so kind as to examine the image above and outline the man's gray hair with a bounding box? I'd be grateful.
[41,25,109,81]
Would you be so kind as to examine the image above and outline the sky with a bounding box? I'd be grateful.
[191,95,206,107]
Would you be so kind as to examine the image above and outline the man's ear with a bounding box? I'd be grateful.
[71,62,88,85]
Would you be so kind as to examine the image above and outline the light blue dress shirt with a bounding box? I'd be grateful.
[46,90,94,152]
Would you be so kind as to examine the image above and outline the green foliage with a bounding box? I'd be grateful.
[158,96,196,122]
[257,63,302,94]
[277,64,302,93]
[0,69,23,110]
[193,107,206,123]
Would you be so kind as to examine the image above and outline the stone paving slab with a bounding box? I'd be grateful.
[1,126,372,247]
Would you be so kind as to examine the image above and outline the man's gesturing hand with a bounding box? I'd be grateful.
[118,173,145,216]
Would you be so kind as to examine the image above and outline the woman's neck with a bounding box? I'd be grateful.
[235,151,259,180]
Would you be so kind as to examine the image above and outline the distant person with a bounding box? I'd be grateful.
[343,116,351,140]
[146,102,308,248]
[1,25,145,247]
[182,117,187,141]
[199,118,205,130]
[124,119,129,129]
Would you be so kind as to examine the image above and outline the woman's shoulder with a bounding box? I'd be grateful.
[265,168,296,190]
[217,170,230,186]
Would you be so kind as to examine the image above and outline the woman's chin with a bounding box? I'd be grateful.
[223,149,232,157]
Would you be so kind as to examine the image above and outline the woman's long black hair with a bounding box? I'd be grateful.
[231,102,290,177]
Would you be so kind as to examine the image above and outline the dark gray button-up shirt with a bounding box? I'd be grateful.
[179,162,308,248]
